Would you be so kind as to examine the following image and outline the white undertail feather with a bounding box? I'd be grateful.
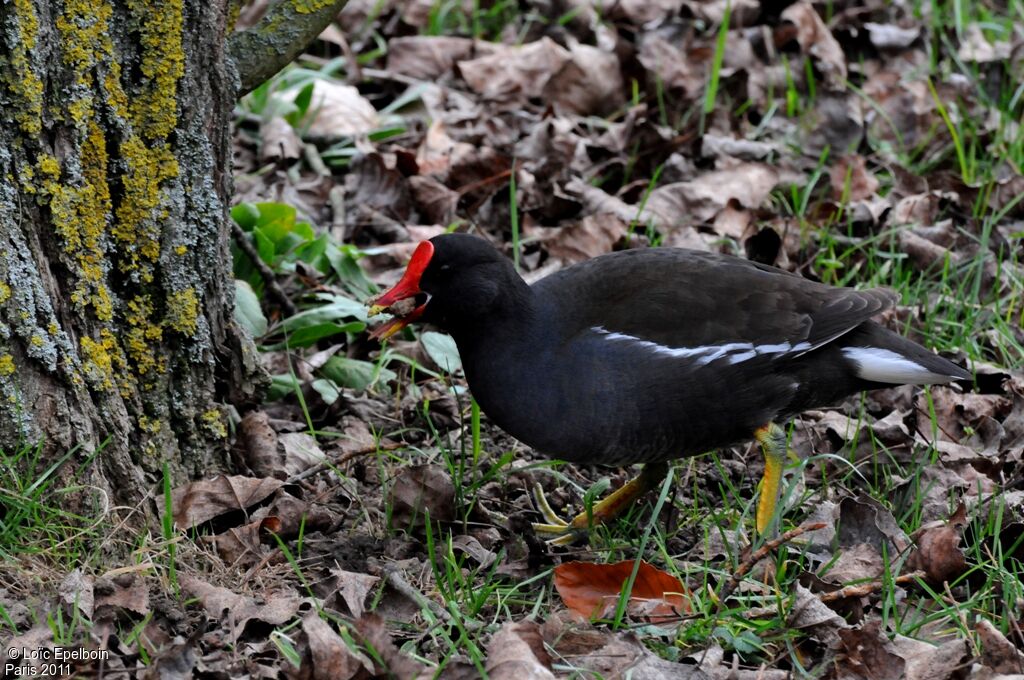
[841,347,957,384]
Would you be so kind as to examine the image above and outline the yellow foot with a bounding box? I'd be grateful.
[531,462,669,546]
[754,423,789,535]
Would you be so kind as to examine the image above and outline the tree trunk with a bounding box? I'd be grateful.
[0,0,264,511]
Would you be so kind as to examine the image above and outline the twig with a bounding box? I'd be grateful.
[382,564,484,632]
[819,570,926,603]
[287,441,403,483]
[230,221,298,317]
[717,521,828,605]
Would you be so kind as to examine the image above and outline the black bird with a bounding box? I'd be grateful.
[369,234,970,542]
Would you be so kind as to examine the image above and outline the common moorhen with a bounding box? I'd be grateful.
[369,234,971,542]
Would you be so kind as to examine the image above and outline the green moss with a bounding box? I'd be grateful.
[0,283,10,305]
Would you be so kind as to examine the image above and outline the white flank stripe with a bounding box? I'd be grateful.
[842,347,949,384]
[591,327,810,365]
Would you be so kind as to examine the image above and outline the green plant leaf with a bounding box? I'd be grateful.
[320,356,396,392]
[265,321,365,350]
[231,202,261,230]
[420,331,462,373]
[234,280,268,337]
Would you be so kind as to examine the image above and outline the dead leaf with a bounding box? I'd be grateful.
[354,613,426,679]
[543,214,628,263]
[280,432,325,476]
[180,574,301,642]
[59,568,95,619]
[329,567,380,618]
[94,572,150,616]
[387,36,499,81]
[389,464,457,526]
[485,620,555,679]
[299,80,379,140]
[259,116,302,162]
[830,155,879,201]
[781,1,847,89]
[906,503,968,584]
[458,38,571,100]
[553,560,689,623]
[171,475,284,529]
[644,163,779,226]
[865,23,921,50]
[977,618,1024,673]
[236,410,280,479]
[302,611,372,680]
[543,42,624,116]
[958,24,1012,63]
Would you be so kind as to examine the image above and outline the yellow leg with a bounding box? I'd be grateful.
[532,462,669,545]
[754,423,788,535]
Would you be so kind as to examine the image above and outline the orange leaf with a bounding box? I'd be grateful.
[553,560,690,623]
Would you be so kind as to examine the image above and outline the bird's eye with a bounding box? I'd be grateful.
[439,264,451,272]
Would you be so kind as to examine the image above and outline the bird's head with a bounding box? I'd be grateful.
[368,234,515,340]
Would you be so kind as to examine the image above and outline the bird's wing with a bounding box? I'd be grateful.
[536,248,897,357]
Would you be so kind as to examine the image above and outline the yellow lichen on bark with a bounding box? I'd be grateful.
[165,288,200,336]
[0,355,14,377]
[292,0,336,14]
[128,0,185,139]
[9,0,44,134]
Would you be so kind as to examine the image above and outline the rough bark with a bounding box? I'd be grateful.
[0,0,264,513]
[230,0,350,96]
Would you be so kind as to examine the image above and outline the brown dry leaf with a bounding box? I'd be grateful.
[712,200,754,240]
[409,175,460,225]
[553,560,690,623]
[299,80,379,140]
[329,567,380,618]
[830,155,879,201]
[977,618,1024,673]
[387,36,499,81]
[345,152,413,223]
[638,35,705,99]
[280,431,325,476]
[608,0,684,24]
[864,23,921,50]
[94,572,150,616]
[458,38,571,100]
[389,463,457,526]
[485,620,555,679]
[302,611,373,680]
[821,542,885,585]
[59,568,95,619]
[355,613,426,679]
[836,494,911,556]
[781,1,847,89]
[958,24,1012,63]
[259,116,302,163]
[789,585,848,647]
[180,574,301,642]
[542,42,624,116]
[835,619,906,680]
[236,410,280,478]
[171,475,284,529]
[209,519,266,566]
[416,119,476,178]
[906,503,968,584]
[644,163,779,226]
[544,214,628,264]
